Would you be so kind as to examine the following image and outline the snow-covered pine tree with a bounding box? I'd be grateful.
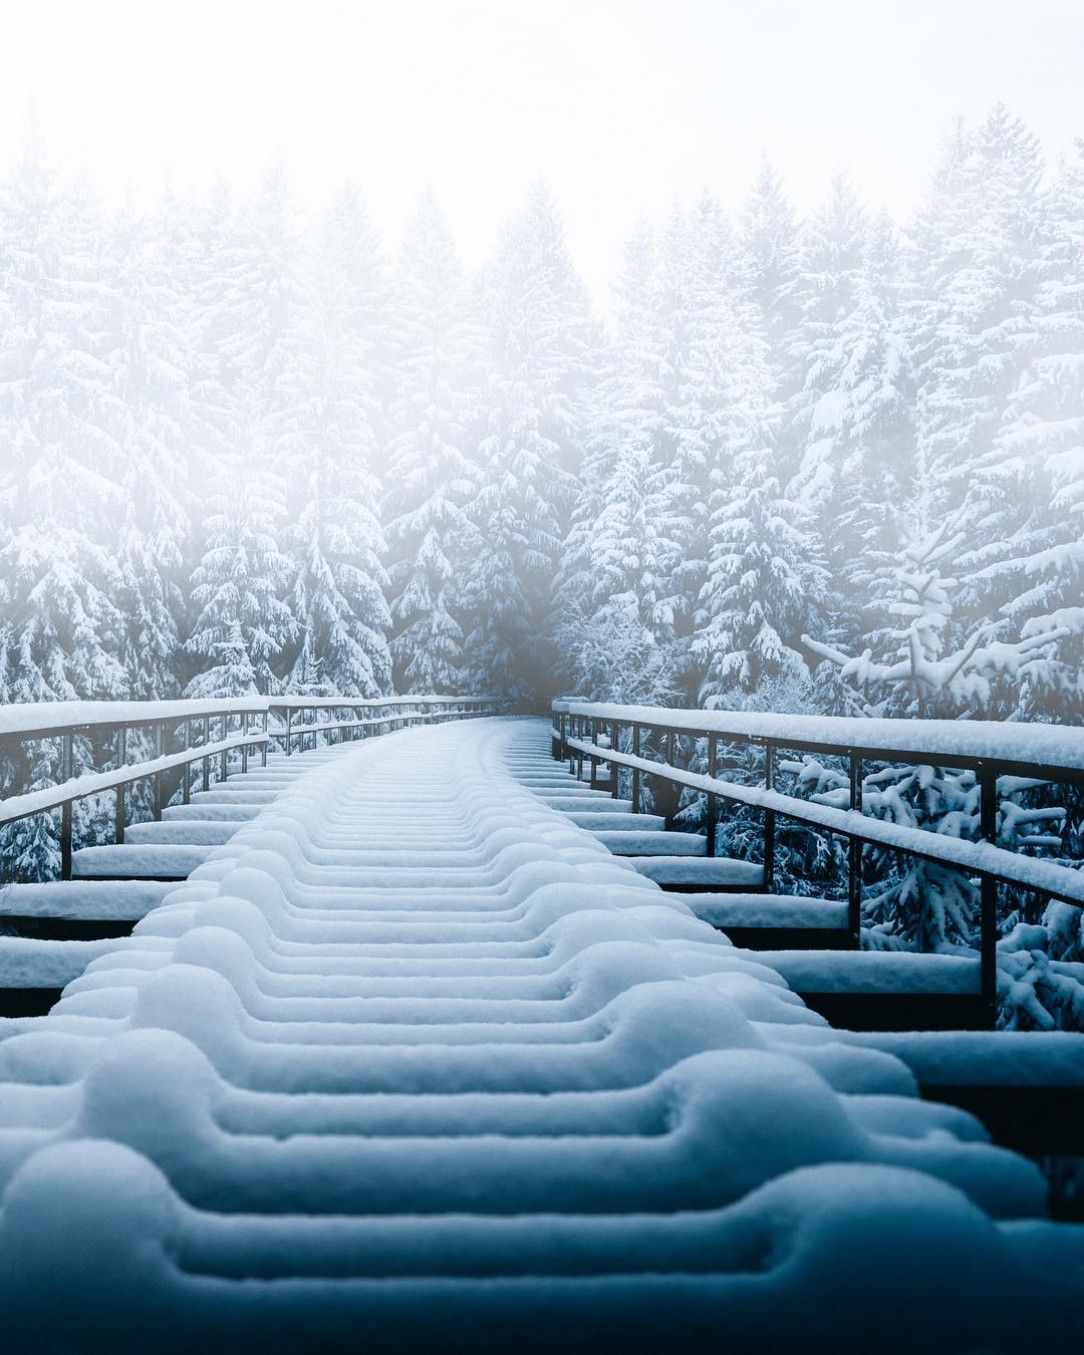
[912,107,1045,524]
[0,147,125,706]
[646,197,741,694]
[738,162,803,412]
[970,137,1084,721]
[184,165,302,695]
[0,143,127,876]
[464,183,594,704]
[184,437,296,697]
[806,518,1066,718]
[801,524,1069,984]
[110,202,198,700]
[556,222,681,702]
[276,186,393,697]
[694,295,828,699]
[383,189,481,694]
[787,179,872,512]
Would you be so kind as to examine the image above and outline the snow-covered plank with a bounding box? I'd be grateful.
[0,880,174,920]
[595,830,707,856]
[631,856,765,887]
[71,844,218,879]
[0,936,116,987]
[123,821,242,846]
[757,951,982,995]
[565,812,664,830]
[687,893,849,930]
[770,1025,1084,1088]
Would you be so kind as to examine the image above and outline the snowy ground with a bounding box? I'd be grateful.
[0,717,1081,1351]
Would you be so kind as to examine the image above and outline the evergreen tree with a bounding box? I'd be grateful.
[695,322,828,697]
[111,204,197,699]
[464,184,593,703]
[184,165,304,695]
[738,162,803,409]
[557,223,681,701]
[0,144,124,705]
[184,439,296,696]
[912,106,1045,521]
[278,187,393,697]
[975,138,1084,719]
[384,189,481,693]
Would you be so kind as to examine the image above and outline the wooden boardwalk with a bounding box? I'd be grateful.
[0,711,1082,1347]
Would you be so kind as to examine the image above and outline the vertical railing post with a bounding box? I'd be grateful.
[705,734,718,858]
[202,716,210,792]
[662,730,675,829]
[978,762,999,1027]
[182,720,191,804]
[115,725,127,845]
[848,753,863,945]
[241,711,249,775]
[220,715,228,782]
[610,720,619,798]
[153,721,164,821]
[285,707,292,756]
[763,741,776,892]
[632,723,641,815]
[589,718,599,789]
[60,731,73,880]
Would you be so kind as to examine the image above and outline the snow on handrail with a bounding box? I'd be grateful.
[553,699,1084,777]
[0,697,266,741]
[0,694,494,741]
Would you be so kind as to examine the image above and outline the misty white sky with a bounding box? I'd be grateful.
[2,0,1081,298]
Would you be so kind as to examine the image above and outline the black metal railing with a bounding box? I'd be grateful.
[0,695,496,883]
[552,699,1084,1023]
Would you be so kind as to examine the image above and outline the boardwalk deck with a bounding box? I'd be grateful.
[0,717,1081,1348]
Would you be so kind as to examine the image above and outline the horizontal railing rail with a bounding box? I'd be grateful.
[551,699,1084,1023]
[267,698,494,755]
[0,695,497,882]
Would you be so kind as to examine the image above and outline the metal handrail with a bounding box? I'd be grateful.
[0,695,497,881]
[552,700,1084,1023]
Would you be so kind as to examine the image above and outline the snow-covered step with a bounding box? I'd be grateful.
[71,844,217,879]
[631,856,765,889]
[188,787,280,804]
[163,804,262,822]
[759,951,982,995]
[123,820,242,847]
[548,796,636,814]
[566,812,665,831]
[513,773,586,785]
[0,880,174,921]
[596,830,707,856]
[688,894,849,931]
[0,935,117,989]
[759,951,986,1033]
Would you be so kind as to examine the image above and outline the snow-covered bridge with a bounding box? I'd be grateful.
[0,704,1083,1349]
